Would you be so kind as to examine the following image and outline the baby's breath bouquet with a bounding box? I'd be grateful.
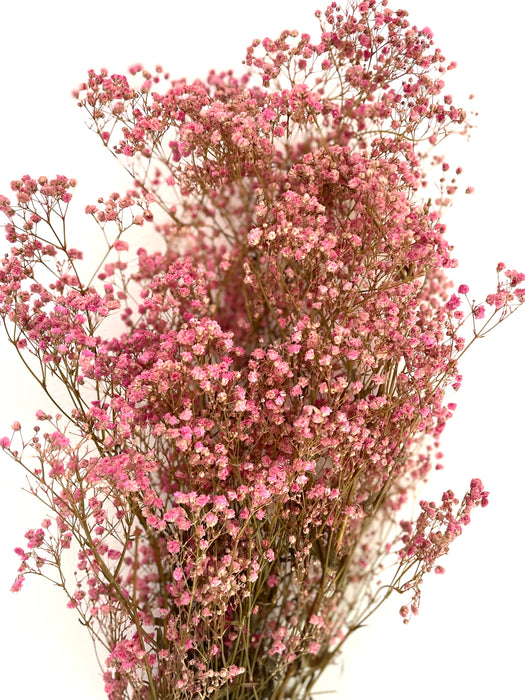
[1,2,523,698]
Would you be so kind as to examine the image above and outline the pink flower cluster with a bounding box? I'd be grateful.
[395,478,489,622]
[1,2,523,699]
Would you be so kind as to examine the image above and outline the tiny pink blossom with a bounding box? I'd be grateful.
[11,576,25,592]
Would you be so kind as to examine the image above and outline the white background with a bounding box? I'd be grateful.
[0,1,523,697]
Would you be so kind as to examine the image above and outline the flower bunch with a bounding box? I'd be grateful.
[1,2,523,699]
